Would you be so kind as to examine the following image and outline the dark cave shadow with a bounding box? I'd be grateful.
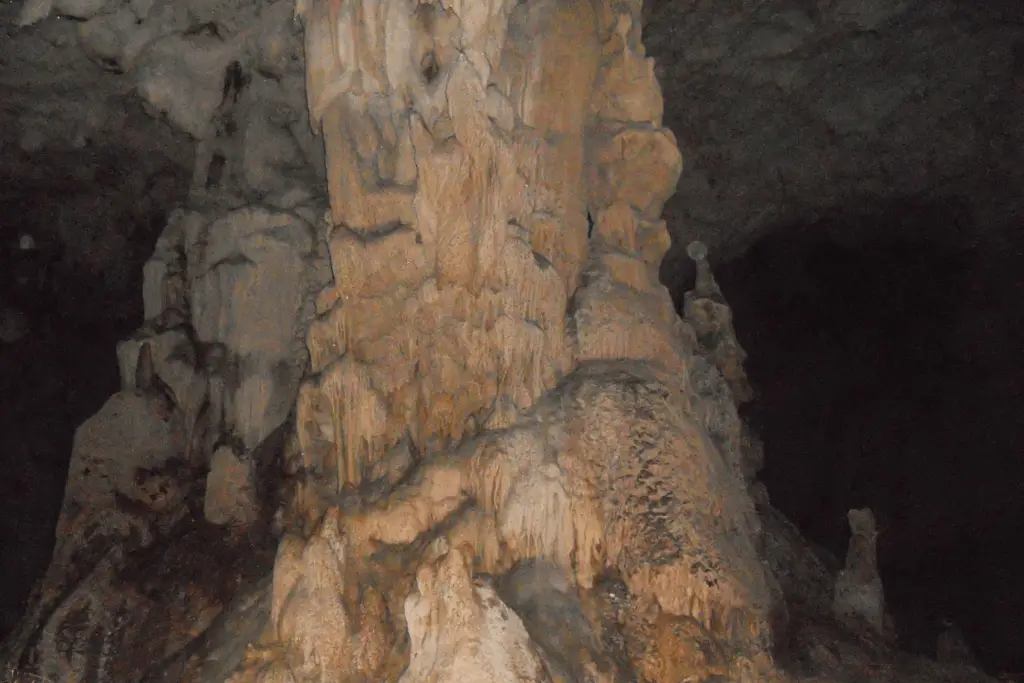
[0,173,186,642]
[0,294,137,641]
[695,194,1024,673]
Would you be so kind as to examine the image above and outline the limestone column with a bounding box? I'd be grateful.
[293,0,593,494]
[262,1,781,681]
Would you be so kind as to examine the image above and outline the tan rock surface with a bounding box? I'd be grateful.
[0,0,1013,682]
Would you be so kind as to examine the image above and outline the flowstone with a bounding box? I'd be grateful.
[7,0,782,681]
[224,0,784,680]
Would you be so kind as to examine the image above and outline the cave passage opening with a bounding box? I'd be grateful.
[0,148,189,641]
[698,195,1024,674]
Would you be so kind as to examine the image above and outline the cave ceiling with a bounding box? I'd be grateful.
[0,0,1021,281]
[0,0,191,190]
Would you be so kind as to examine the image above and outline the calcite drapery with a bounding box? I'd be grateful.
[1,0,782,680]
[293,0,588,491]
[260,0,783,682]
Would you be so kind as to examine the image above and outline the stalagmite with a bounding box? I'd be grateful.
[833,507,887,635]
[2,0,1021,679]
[4,1,784,681]
[243,0,782,681]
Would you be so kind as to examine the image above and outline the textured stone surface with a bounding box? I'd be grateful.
[204,445,259,527]
[1,386,189,679]
[121,203,330,460]
[399,546,551,683]
[246,1,776,677]
[643,0,1023,290]
[0,0,1017,681]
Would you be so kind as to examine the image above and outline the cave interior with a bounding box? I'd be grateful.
[0,0,1022,677]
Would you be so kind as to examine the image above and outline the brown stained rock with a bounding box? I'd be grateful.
[0,0,1017,679]
[588,126,684,221]
[318,101,418,233]
[54,389,187,563]
[292,2,593,489]
[590,10,664,126]
[290,0,608,493]
[571,274,691,377]
[625,604,730,683]
[251,0,779,680]
[7,2,786,683]
[5,448,275,682]
[327,226,432,301]
[0,385,192,674]
[503,0,600,136]
[205,446,259,529]
[111,523,277,680]
[140,573,274,683]
[236,509,394,683]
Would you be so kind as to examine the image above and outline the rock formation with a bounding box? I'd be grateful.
[936,618,975,667]
[0,0,787,678]
[833,507,886,634]
[231,0,779,679]
[644,0,1024,282]
[0,0,1014,682]
[0,305,30,344]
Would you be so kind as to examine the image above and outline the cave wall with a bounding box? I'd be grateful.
[714,199,1024,670]
[643,0,1023,288]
